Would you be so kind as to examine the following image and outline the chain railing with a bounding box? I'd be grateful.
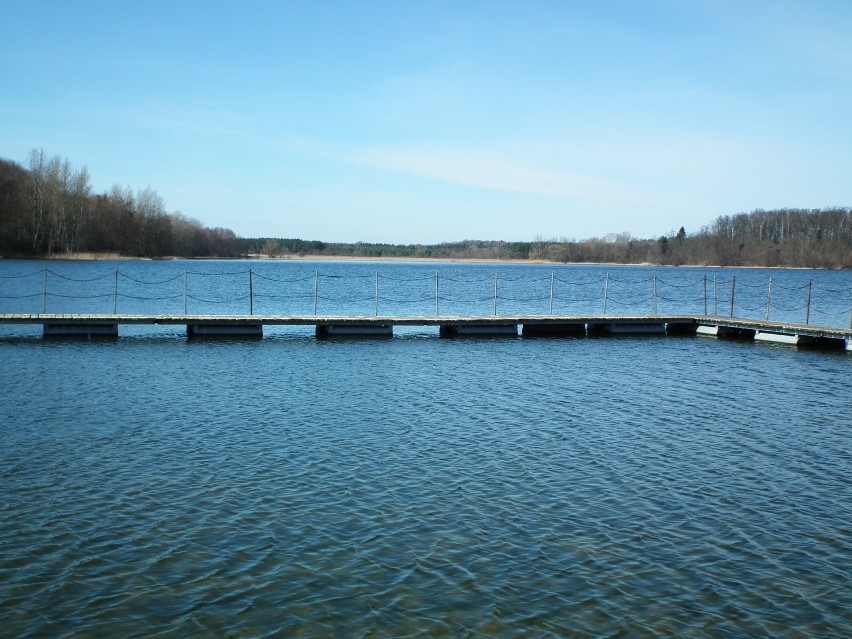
[1,268,851,328]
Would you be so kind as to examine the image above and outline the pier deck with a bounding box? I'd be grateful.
[0,313,849,350]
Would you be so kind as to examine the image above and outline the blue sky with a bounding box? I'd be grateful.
[3,1,850,243]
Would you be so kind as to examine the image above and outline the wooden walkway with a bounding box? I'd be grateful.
[0,313,850,349]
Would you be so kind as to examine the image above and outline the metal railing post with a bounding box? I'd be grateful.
[184,269,188,315]
[493,272,498,316]
[435,271,439,317]
[603,273,609,314]
[375,272,379,316]
[113,268,119,314]
[249,269,254,316]
[703,274,707,316]
[42,268,47,314]
[805,280,812,325]
[729,276,736,318]
[549,272,554,315]
[765,277,772,321]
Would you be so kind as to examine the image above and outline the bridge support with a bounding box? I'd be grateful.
[799,335,847,350]
[754,332,846,350]
[521,322,585,337]
[44,322,118,339]
[316,324,393,337]
[665,321,698,335]
[708,326,756,340]
[754,331,800,346]
[587,322,666,335]
[187,323,262,338]
[440,323,518,337]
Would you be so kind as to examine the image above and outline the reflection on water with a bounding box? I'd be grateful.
[1,331,850,637]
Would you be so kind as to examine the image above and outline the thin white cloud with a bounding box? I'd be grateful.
[321,141,662,207]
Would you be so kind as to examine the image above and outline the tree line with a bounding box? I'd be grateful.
[240,207,851,269]
[514,208,851,269]
[0,150,238,258]
[2,150,849,268]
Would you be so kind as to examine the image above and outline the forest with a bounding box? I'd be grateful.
[1,150,850,268]
[0,150,237,258]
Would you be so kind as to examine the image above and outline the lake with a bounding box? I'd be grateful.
[1,260,851,637]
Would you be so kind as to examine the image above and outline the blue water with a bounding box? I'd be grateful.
[1,261,851,637]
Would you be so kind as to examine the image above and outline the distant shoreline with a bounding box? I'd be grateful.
[1,252,831,270]
[245,253,554,265]
[231,255,825,270]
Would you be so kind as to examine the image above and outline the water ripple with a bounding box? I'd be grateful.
[1,337,850,637]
